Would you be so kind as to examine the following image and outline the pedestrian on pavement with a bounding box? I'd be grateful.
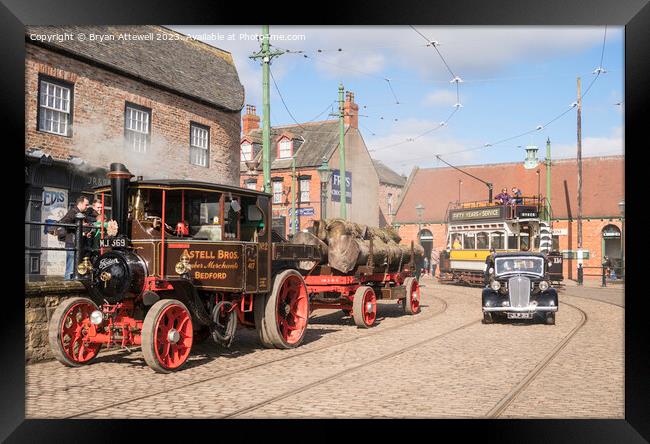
[423,256,430,276]
[430,248,440,278]
[58,196,89,280]
[603,255,612,278]
[484,247,496,286]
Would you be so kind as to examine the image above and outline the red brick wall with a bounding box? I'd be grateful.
[26,43,241,185]
[397,218,624,281]
[240,168,323,234]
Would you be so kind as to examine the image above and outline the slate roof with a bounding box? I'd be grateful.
[373,160,407,187]
[394,155,624,223]
[25,25,244,112]
[241,120,341,171]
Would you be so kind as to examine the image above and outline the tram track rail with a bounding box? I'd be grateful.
[224,295,590,419]
[63,290,453,419]
[486,300,588,418]
[223,317,482,418]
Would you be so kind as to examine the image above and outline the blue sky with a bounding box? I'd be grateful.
[172,26,623,175]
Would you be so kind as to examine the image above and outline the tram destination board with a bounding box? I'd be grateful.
[449,206,505,221]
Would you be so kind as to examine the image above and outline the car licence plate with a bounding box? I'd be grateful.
[507,312,533,319]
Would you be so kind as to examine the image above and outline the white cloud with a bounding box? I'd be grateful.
[423,89,458,107]
[170,25,615,106]
[366,117,479,175]
[552,126,623,159]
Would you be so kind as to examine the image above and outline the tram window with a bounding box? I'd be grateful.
[476,232,489,249]
[520,234,530,251]
[463,234,475,249]
[552,235,560,251]
[534,235,540,249]
[491,232,504,250]
[452,234,463,249]
[508,235,518,250]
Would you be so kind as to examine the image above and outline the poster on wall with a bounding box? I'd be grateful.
[331,170,352,203]
[41,187,68,277]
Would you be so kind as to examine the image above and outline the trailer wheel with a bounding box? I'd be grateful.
[265,270,309,349]
[48,297,102,367]
[142,299,193,373]
[403,277,421,315]
[254,293,275,349]
[353,286,377,328]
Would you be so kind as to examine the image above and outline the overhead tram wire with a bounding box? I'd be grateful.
[391,25,610,167]
[269,69,350,135]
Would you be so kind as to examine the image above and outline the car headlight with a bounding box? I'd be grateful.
[539,280,549,291]
[490,280,501,291]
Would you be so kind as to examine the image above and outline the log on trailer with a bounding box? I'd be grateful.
[292,219,424,273]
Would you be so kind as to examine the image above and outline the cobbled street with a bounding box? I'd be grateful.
[26,278,624,419]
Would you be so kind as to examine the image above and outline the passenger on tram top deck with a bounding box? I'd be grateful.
[495,188,511,205]
[511,187,523,205]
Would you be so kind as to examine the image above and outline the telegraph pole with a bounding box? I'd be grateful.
[250,25,284,193]
[577,77,584,272]
[338,84,347,219]
[545,137,552,225]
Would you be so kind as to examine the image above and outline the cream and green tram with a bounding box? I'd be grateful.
[438,198,548,286]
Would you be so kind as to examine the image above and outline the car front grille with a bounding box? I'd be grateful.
[508,276,531,308]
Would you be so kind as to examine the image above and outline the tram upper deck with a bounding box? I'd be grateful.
[448,196,547,223]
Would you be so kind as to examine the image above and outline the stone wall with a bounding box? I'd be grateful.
[25,280,87,364]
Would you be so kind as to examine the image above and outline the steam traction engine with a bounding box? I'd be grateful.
[48,163,421,373]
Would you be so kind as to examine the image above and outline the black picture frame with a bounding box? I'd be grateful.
[6,0,648,441]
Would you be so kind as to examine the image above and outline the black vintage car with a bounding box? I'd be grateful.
[482,252,558,325]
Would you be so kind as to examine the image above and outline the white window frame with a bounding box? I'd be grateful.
[245,181,257,191]
[38,79,72,136]
[124,104,151,153]
[190,123,210,167]
[241,142,253,161]
[272,181,283,204]
[299,178,310,203]
[278,138,292,159]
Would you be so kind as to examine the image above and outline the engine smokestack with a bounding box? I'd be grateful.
[107,163,133,237]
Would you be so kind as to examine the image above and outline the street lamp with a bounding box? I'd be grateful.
[317,157,331,221]
[618,200,625,278]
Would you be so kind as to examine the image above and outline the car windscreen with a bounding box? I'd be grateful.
[495,257,543,275]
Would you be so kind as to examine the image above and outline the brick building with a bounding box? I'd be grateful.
[239,92,383,236]
[393,156,624,281]
[24,25,244,279]
[374,160,406,227]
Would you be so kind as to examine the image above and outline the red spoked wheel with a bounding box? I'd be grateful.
[142,299,193,373]
[403,277,421,315]
[48,297,102,367]
[264,269,309,349]
[353,286,377,328]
